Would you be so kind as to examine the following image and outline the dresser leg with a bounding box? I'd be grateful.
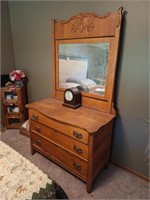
[31,147,36,155]
[86,181,92,193]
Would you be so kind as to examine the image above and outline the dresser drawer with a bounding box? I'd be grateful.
[31,121,88,160]
[31,133,88,179]
[29,109,89,144]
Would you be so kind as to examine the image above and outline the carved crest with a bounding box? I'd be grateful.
[71,14,95,33]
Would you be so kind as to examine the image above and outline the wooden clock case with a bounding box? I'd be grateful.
[26,7,123,193]
[63,87,81,109]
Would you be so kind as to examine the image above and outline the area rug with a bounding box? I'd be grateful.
[0,140,68,200]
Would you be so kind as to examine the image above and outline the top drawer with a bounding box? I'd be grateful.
[29,109,89,144]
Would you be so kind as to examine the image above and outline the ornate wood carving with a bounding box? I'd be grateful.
[67,13,110,33]
[71,14,95,33]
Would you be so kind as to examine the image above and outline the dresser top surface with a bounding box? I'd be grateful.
[26,98,115,133]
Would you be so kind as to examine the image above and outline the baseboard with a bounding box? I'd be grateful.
[111,160,149,182]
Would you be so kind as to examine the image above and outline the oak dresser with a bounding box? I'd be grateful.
[26,7,123,192]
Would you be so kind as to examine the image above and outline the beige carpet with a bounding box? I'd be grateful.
[1,129,149,200]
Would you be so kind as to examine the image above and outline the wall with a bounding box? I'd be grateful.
[8,1,149,178]
[1,1,16,127]
[1,1,15,74]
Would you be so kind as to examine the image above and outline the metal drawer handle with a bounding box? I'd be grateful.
[73,131,83,139]
[73,145,83,154]
[35,139,41,146]
[73,162,82,170]
[35,126,41,132]
[32,114,39,121]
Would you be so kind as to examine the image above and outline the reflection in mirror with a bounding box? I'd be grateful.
[58,42,110,95]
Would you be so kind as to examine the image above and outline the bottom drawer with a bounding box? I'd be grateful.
[31,133,88,180]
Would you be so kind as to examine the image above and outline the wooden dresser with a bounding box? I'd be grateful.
[26,98,115,192]
[27,8,123,192]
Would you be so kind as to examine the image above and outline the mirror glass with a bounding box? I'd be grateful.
[58,42,110,96]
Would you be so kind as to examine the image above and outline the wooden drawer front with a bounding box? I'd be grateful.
[31,133,88,179]
[29,109,88,144]
[31,121,88,160]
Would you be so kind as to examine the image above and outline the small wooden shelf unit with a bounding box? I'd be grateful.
[1,86,28,129]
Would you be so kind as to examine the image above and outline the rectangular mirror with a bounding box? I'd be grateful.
[56,38,113,100]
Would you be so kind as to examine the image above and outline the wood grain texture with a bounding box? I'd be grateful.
[53,7,123,113]
[26,98,115,134]
[31,120,88,160]
[27,7,123,193]
[27,98,114,192]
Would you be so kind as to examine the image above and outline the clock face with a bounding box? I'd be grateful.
[65,90,73,102]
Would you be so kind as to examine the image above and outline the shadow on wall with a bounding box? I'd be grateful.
[114,10,127,108]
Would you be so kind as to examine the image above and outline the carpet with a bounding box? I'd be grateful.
[0,140,68,200]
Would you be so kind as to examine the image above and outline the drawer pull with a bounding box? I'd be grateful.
[32,114,39,121]
[73,131,83,139]
[73,162,82,170]
[73,145,83,154]
[35,126,41,132]
[35,139,41,146]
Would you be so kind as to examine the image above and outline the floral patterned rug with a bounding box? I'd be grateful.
[0,140,68,200]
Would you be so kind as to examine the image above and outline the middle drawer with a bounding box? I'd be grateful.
[31,121,88,160]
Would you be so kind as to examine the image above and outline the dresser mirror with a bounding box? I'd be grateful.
[52,7,123,112]
[56,38,113,99]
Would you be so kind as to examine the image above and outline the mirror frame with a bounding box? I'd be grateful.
[52,7,123,113]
